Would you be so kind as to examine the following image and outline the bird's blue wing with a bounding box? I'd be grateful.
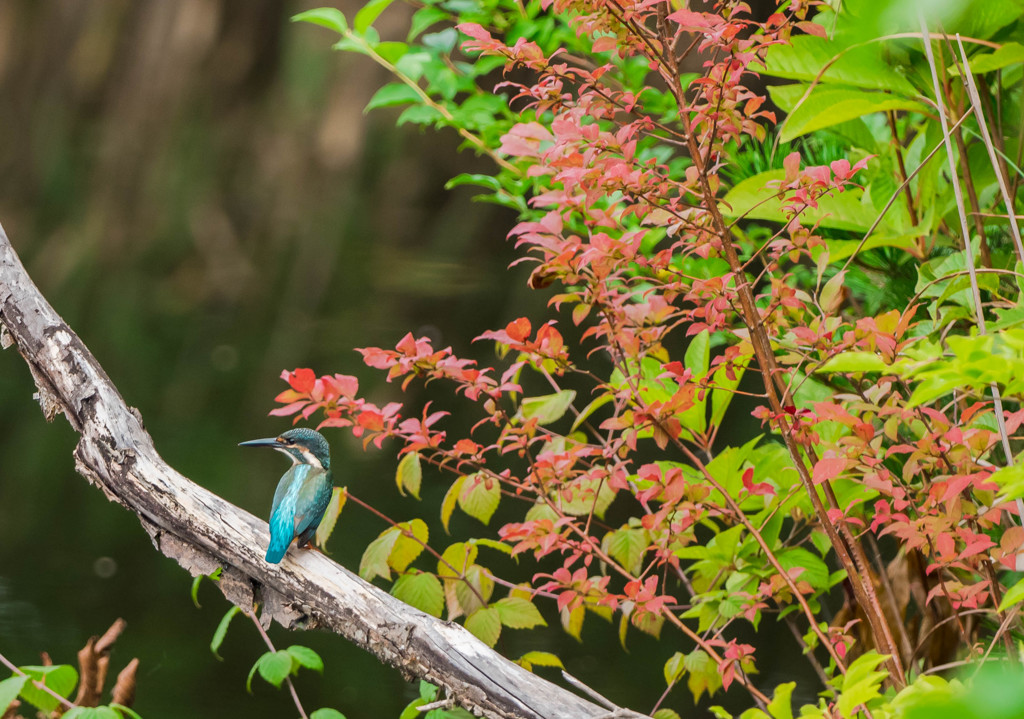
[266,464,308,563]
[293,467,332,543]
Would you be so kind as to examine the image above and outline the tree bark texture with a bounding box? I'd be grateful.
[0,223,625,719]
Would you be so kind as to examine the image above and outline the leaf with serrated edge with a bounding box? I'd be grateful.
[315,487,347,549]
[457,473,500,524]
[396,452,422,499]
[465,607,501,647]
[494,597,546,629]
[391,571,445,617]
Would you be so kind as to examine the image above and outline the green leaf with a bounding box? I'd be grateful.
[292,8,348,34]
[517,651,564,670]
[110,703,145,719]
[960,41,1024,74]
[493,597,546,629]
[604,527,648,576]
[420,681,439,701]
[408,7,449,40]
[354,0,394,33]
[457,473,500,524]
[376,41,409,64]
[777,547,830,590]
[454,564,494,616]
[63,708,121,719]
[315,486,347,549]
[998,576,1024,612]
[437,542,477,578]
[389,519,429,572]
[441,475,466,533]
[211,605,241,660]
[837,652,888,717]
[710,351,748,428]
[767,681,795,719]
[286,645,324,673]
[360,527,400,581]
[256,650,294,689]
[18,665,78,712]
[770,84,927,142]
[465,607,502,647]
[763,35,917,94]
[396,451,423,499]
[392,571,445,617]
[472,538,513,555]
[0,676,27,714]
[570,393,614,433]
[817,352,889,373]
[679,329,710,434]
[684,650,722,702]
[519,390,576,425]
[723,169,901,234]
[311,709,348,719]
[664,651,686,685]
[366,83,422,112]
[653,711,682,719]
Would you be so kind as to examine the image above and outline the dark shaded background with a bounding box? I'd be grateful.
[0,2,801,717]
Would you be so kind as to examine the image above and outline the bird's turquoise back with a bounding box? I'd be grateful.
[266,463,332,563]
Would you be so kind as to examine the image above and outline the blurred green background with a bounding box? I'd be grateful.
[0,2,804,717]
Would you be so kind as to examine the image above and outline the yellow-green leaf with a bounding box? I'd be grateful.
[516,651,564,671]
[396,452,423,500]
[360,527,399,581]
[458,473,500,525]
[440,476,467,533]
[315,486,347,549]
[389,519,428,572]
[519,390,576,425]
[561,605,585,641]
[465,607,502,647]
[664,651,686,685]
[391,571,444,618]
[494,597,546,629]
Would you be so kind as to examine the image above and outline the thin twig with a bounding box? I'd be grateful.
[246,610,309,719]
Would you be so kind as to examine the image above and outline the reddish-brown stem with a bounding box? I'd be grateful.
[246,610,309,719]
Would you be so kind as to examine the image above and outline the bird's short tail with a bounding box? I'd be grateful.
[265,540,289,564]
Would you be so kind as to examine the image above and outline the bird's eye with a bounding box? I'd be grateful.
[280,437,292,445]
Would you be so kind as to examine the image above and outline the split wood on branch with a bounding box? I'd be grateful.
[0,223,640,719]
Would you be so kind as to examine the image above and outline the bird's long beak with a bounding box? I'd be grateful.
[238,437,282,448]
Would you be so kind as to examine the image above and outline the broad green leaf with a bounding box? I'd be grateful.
[517,651,564,670]
[465,607,502,647]
[389,519,429,572]
[494,597,546,629]
[723,170,901,234]
[777,547,830,590]
[653,711,682,719]
[684,649,722,702]
[211,605,241,660]
[396,451,423,499]
[767,681,796,719]
[472,538,513,555]
[762,35,917,94]
[110,703,144,719]
[998,576,1024,612]
[604,527,648,576]
[817,352,889,373]
[286,645,324,673]
[315,486,347,549]
[376,42,409,64]
[354,0,394,33]
[770,84,927,142]
[0,676,27,714]
[438,542,477,577]
[256,650,294,689]
[311,709,348,719]
[710,354,748,428]
[664,651,686,685]
[366,83,422,112]
[519,390,576,425]
[63,708,120,719]
[679,330,710,434]
[18,665,77,712]
[454,564,494,616]
[440,475,467,533]
[360,527,399,581]
[408,6,448,40]
[837,652,888,717]
[562,605,585,641]
[457,473,500,524]
[292,8,348,34]
[959,42,1024,74]
[392,571,445,617]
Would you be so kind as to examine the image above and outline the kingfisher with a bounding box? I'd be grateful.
[239,428,333,564]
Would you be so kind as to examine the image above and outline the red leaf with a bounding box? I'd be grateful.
[288,368,316,394]
[506,317,532,343]
[812,456,846,485]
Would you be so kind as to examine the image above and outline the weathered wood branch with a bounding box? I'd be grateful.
[0,224,629,719]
